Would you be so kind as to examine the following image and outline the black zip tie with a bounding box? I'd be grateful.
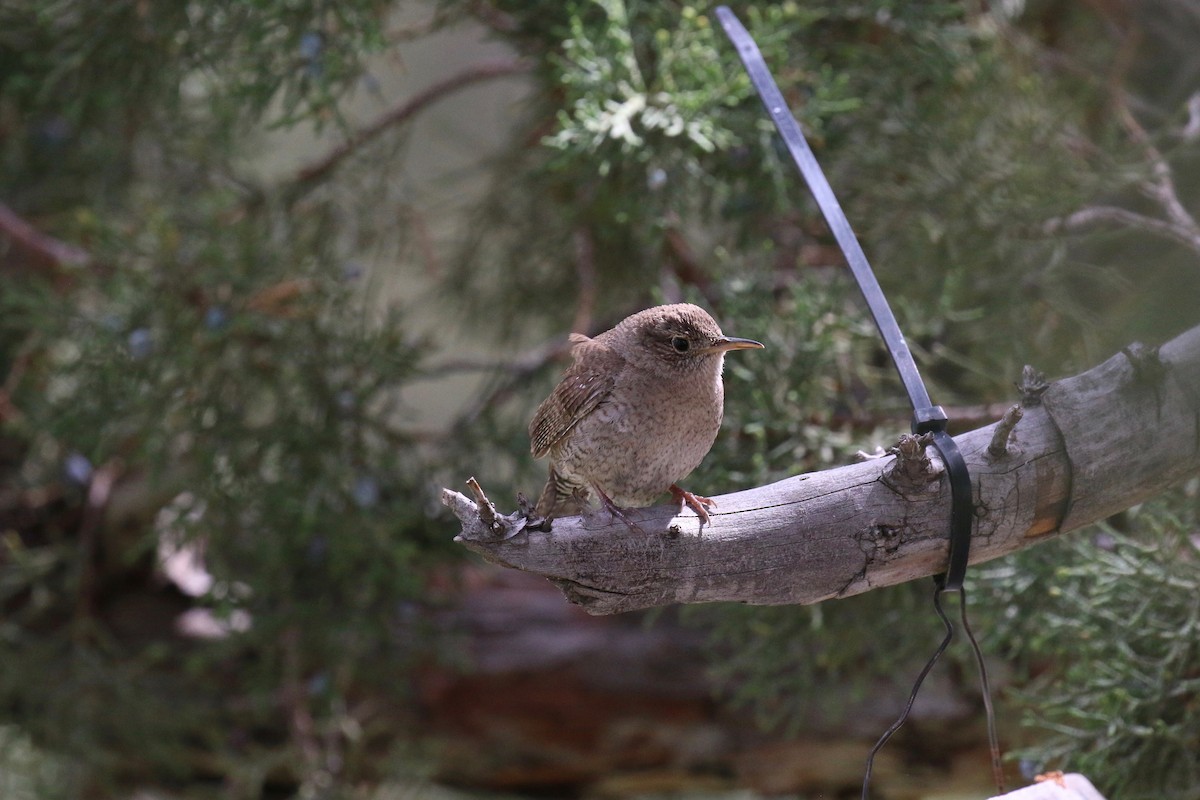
[716,7,1002,795]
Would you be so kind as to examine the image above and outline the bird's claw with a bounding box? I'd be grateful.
[592,484,647,535]
[670,484,716,525]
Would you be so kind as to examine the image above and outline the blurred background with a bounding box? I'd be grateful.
[2,1,1199,798]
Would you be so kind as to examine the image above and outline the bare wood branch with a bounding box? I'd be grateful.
[987,404,1023,458]
[1043,205,1200,255]
[1114,101,1200,236]
[288,59,532,195]
[444,324,1200,615]
[1033,22,1200,259]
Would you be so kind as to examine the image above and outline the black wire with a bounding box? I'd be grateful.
[959,586,1006,792]
[861,587,1007,799]
[861,585,955,800]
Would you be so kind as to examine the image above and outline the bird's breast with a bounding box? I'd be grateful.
[561,363,724,504]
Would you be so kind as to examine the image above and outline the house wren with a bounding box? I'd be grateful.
[529,303,763,525]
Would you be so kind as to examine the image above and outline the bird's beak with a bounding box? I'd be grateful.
[705,336,765,354]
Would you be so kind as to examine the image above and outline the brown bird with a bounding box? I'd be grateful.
[529,303,764,526]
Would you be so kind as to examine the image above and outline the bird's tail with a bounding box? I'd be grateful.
[535,466,587,520]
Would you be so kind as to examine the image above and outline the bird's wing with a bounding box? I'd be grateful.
[528,333,624,458]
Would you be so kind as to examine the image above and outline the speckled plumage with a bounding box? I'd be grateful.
[529,303,763,521]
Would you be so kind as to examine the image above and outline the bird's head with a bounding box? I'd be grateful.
[619,303,764,376]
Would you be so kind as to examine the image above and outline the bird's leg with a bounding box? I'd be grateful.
[591,484,646,534]
[569,486,591,517]
[670,484,715,525]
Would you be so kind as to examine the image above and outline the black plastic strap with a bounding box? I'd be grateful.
[930,430,971,591]
[716,6,972,590]
[716,7,930,413]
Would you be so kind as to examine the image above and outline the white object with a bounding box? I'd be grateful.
[988,773,1107,800]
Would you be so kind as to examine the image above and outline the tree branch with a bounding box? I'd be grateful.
[1042,45,1200,258]
[1113,100,1200,237]
[287,59,531,196]
[1042,205,1200,255]
[444,324,1200,615]
[0,202,92,272]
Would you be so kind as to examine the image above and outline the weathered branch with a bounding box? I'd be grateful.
[444,325,1200,615]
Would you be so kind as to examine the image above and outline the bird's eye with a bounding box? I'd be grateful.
[671,336,690,353]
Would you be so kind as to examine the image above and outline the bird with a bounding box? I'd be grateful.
[529,303,763,527]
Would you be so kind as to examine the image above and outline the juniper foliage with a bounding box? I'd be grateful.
[2,0,1199,796]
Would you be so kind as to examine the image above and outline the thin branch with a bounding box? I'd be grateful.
[403,203,442,278]
[1013,13,1200,261]
[466,3,519,34]
[1183,92,1200,142]
[1043,205,1200,255]
[439,338,571,431]
[280,626,323,770]
[1114,101,1199,235]
[0,202,92,271]
[987,404,1023,458]
[662,218,719,307]
[287,60,532,196]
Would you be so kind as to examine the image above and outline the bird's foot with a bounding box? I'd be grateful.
[592,484,646,534]
[517,491,552,532]
[670,484,715,525]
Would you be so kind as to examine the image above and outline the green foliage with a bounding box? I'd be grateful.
[693,267,887,489]
[1,195,446,790]
[0,1,449,792]
[448,0,1176,399]
[447,4,1200,795]
[0,725,78,800]
[4,0,1200,795]
[451,1,1002,336]
[981,486,1200,798]
[0,0,387,128]
[0,0,391,215]
[546,1,737,163]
